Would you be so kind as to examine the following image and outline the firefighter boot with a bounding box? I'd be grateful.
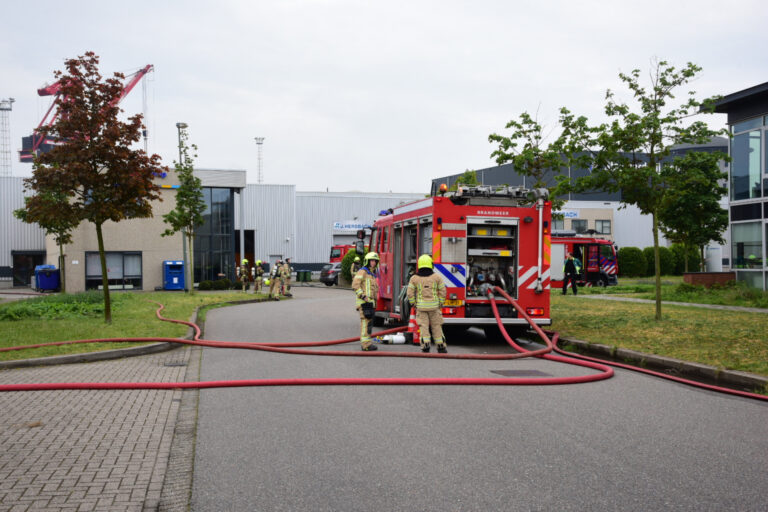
[420,342,430,353]
[361,344,378,351]
[437,343,447,353]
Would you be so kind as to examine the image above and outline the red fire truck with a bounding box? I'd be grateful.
[550,232,618,288]
[329,244,355,263]
[366,185,552,336]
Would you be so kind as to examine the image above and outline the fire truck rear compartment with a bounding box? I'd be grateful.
[465,218,518,305]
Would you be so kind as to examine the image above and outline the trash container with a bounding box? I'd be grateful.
[304,270,312,282]
[163,261,185,291]
[34,265,60,292]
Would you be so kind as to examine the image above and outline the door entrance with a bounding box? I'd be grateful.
[12,251,45,287]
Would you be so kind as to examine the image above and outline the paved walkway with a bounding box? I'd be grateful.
[577,294,768,313]
[0,346,196,512]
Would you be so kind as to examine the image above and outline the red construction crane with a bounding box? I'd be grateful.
[19,64,153,162]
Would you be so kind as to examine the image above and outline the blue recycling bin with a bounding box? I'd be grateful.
[34,265,60,291]
[163,261,185,291]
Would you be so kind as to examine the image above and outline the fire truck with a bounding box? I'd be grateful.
[550,232,618,288]
[365,185,552,336]
[329,244,355,263]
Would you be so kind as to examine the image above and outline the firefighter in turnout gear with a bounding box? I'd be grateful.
[281,258,292,296]
[269,260,283,300]
[239,259,250,292]
[253,260,265,294]
[352,252,380,351]
[407,254,447,353]
[351,256,361,275]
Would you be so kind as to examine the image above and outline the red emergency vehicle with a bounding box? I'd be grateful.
[329,244,355,263]
[367,185,552,334]
[550,232,618,288]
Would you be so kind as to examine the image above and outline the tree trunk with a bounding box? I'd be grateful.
[683,243,689,273]
[58,243,66,294]
[652,211,662,321]
[187,230,195,295]
[700,245,706,272]
[95,223,112,324]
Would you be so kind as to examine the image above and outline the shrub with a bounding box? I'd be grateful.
[657,246,676,275]
[212,278,230,290]
[233,279,250,291]
[618,247,646,277]
[198,280,213,290]
[341,248,359,282]
[669,244,702,274]
[0,291,116,321]
[642,247,656,276]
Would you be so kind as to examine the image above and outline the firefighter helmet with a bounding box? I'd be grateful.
[242,258,248,264]
[256,260,262,265]
[418,254,433,269]
[354,256,361,262]
[364,252,380,267]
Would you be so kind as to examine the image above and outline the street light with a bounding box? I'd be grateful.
[176,122,189,291]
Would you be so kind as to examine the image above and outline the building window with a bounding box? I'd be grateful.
[85,252,142,290]
[731,222,763,269]
[571,219,587,234]
[731,130,762,201]
[194,187,235,283]
[552,218,564,230]
[595,220,611,234]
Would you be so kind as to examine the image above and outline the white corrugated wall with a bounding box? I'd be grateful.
[236,184,297,263]
[294,191,423,263]
[0,177,46,269]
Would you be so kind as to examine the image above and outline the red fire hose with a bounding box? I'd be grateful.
[0,294,765,402]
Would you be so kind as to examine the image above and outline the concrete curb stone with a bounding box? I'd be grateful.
[561,337,768,392]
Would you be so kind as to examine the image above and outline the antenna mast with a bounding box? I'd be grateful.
[0,98,14,177]
[254,137,265,184]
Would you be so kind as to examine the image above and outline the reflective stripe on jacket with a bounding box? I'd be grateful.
[407,273,446,311]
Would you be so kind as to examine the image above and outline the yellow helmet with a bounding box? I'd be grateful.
[418,254,433,269]
[264,279,270,285]
[363,252,380,266]
[256,260,262,265]
[242,258,248,264]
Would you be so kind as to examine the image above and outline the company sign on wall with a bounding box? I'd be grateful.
[332,221,371,234]
[558,210,579,219]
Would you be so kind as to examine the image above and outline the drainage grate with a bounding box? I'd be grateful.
[490,369,551,377]
[163,362,188,367]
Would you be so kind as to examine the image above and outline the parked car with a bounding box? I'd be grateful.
[320,262,342,286]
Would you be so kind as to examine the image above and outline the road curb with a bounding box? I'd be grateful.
[560,337,768,392]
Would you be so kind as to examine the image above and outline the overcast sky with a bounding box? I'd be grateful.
[2,0,765,193]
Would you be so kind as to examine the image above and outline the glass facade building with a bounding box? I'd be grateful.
[715,83,768,289]
[194,187,236,283]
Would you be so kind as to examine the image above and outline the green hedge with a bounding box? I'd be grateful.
[618,247,646,277]
[670,244,702,274]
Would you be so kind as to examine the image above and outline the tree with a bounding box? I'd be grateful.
[488,110,575,210]
[563,60,725,320]
[21,52,165,323]
[162,127,205,294]
[448,169,479,191]
[659,151,728,272]
[14,192,79,293]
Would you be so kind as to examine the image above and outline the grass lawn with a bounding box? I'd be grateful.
[0,290,265,361]
[551,294,768,376]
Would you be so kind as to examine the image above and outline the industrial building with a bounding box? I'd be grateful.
[0,171,422,291]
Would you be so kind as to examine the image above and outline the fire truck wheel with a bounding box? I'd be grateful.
[596,276,608,287]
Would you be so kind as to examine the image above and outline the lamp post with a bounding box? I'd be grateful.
[175,122,189,291]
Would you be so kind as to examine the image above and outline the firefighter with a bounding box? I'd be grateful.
[351,256,361,275]
[269,259,283,300]
[407,254,447,353]
[253,260,265,294]
[562,252,581,295]
[352,252,380,351]
[281,258,292,297]
[238,259,250,292]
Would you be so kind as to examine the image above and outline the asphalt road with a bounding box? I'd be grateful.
[192,286,768,511]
